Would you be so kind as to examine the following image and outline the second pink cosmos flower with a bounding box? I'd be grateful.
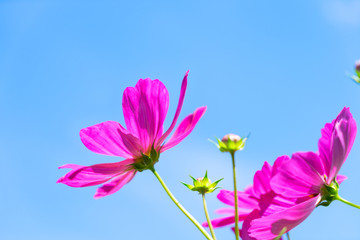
[57,71,206,198]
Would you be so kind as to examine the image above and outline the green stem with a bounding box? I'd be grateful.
[231,151,240,240]
[151,169,213,240]
[335,195,360,209]
[202,194,217,240]
[286,232,290,240]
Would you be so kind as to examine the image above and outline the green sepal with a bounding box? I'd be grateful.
[131,145,160,172]
[351,75,360,84]
[318,179,340,207]
[213,134,249,153]
[182,171,223,195]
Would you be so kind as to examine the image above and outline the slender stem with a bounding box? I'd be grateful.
[151,169,213,240]
[202,194,217,240]
[335,195,360,209]
[286,232,291,240]
[231,151,240,240]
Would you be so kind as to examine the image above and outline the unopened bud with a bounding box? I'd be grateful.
[356,60,360,75]
[182,171,223,195]
[222,134,241,143]
[211,133,248,153]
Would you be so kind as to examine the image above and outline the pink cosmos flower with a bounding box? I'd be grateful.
[247,107,356,239]
[57,71,207,199]
[204,156,291,239]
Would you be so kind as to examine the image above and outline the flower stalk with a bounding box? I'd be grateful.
[202,193,217,240]
[231,151,240,240]
[335,195,360,209]
[151,169,213,240]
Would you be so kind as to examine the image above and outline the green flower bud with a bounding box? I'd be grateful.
[212,133,248,153]
[182,171,223,195]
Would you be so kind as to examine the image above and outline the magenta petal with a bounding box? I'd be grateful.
[80,121,142,158]
[318,121,334,179]
[240,210,260,240]
[161,106,207,152]
[94,170,136,199]
[203,211,250,228]
[215,208,235,215]
[204,215,235,228]
[217,190,259,209]
[156,71,188,148]
[122,78,169,153]
[336,174,347,184]
[249,196,320,240]
[271,152,325,198]
[57,159,135,187]
[328,107,357,181]
[271,155,290,176]
[253,161,272,198]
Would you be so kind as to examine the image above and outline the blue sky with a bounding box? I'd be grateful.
[1,0,360,239]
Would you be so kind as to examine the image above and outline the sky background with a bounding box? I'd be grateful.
[1,0,360,239]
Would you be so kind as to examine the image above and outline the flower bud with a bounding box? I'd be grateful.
[222,134,241,143]
[356,60,360,76]
[212,133,248,153]
[182,171,223,194]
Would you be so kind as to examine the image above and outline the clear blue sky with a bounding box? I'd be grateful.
[1,0,360,239]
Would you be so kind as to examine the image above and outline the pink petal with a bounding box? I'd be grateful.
[215,208,235,215]
[122,78,169,153]
[217,190,259,209]
[271,155,290,176]
[80,121,142,158]
[57,159,135,187]
[258,192,298,217]
[318,121,334,179]
[249,196,320,240]
[271,152,325,198]
[94,170,136,199]
[328,107,357,182]
[160,106,207,152]
[240,210,260,240]
[203,211,250,228]
[253,161,272,198]
[203,215,235,228]
[156,71,188,148]
[336,174,347,184]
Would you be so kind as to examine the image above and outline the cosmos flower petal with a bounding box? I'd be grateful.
[94,170,136,199]
[203,211,250,228]
[215,208,235,215]
[161,106,207,152]
[80,121,142,158]
[318,121,334,178]
[253,161,272,198]
[329,107,357,181]
[336,174,347,184]
[156,71,188,147]
[240,210,261,240]
[122,78,169,152]
[271,152,325,198]
[271,155,290,176]
[217,189,259,209]
[249,196,320,240]
[57,159,135,187]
